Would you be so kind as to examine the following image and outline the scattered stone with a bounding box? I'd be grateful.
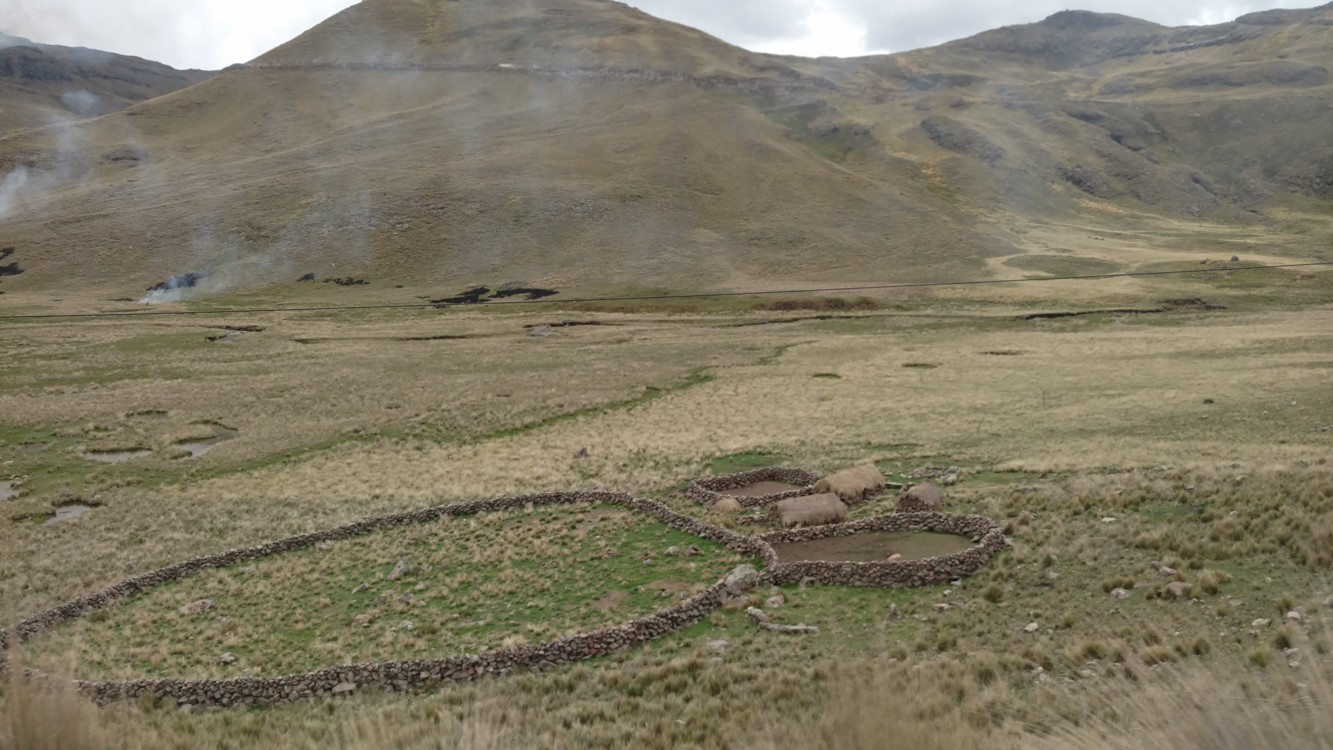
[1253,618,1271,628]
[399,620,415,631]
[746,607,819,635]
[179,599,215,616]
[1286,610,1302,621]
[216,652,237,665]
[388,558,413,580]
[1110,588,1132,600]
[887,553,904,562]
[1150,561,1177,578]
[765,594,786,608]
[706,639,730,655]
[664,546,680,557]
[686,545,702,557]
[1024,622,1040,633]
[1101,517,1117,523]
[353,614,373,628]
[934,603,952,612]
[883,603,900,623]
[351,583,370,594]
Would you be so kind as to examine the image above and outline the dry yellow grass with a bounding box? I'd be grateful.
[1,295,1330,748]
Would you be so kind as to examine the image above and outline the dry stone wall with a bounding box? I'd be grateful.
[685,467,821,508]
[2,493,1003,708]
[759,512,1010,588]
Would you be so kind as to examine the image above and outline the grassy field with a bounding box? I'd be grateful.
[1,279,1331,749]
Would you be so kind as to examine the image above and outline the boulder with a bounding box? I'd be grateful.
[388,558,413,580]
[722,564,762,596]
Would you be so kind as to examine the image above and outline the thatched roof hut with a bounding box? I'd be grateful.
[772,493,849,528]
[813,464,885,503]
[897,482,946,512]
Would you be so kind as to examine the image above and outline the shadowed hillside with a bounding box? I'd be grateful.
[0,0,1328,298]
[0,32,212,131]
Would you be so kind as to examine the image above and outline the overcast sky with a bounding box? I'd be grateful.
[1,0,1319,69]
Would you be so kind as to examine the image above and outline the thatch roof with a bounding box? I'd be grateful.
[813,464,885,502]
[897,482,946,511]
[773,493,849,528]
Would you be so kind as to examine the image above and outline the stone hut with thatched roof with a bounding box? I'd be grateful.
[813,464,885,503]
[897,482,946,512]
[771,493,849,529]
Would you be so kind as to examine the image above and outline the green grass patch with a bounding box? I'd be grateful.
[26,504,750,679]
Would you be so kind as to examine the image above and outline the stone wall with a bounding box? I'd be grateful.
[2,493,1005,708]
[685,467,821,508]
[759,512,1010,588]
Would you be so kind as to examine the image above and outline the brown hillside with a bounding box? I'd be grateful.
[0,33,212,132]
[0,0,1329,298]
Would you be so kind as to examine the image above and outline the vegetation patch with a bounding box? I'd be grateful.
[23,503,743,680]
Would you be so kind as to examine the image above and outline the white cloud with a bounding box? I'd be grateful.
[745,1,873,58]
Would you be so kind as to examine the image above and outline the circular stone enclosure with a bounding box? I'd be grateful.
[759,511,1009,588]
[686,466,821,508]
[3,493,1006,709]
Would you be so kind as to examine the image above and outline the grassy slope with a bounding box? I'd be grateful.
[1,281,1330,747]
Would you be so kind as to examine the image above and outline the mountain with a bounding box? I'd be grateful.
[0,0,1328,298]
[0,33,212,132]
